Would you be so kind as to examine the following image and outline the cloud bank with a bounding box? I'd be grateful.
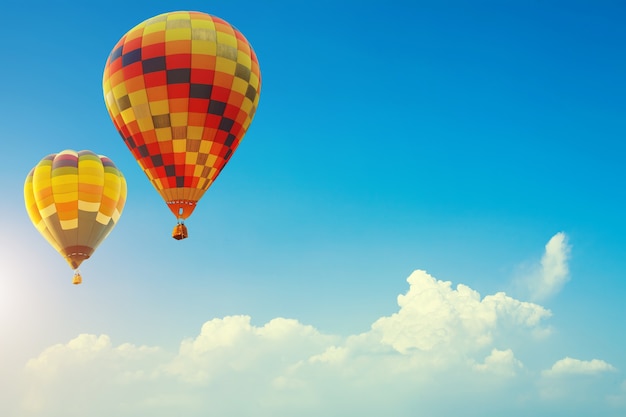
[9,233,622,417]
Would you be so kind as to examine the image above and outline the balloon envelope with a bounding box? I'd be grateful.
[102,11,261,225]
[24,150,127,278]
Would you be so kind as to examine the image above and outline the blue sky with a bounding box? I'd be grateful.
[1,1,625,416]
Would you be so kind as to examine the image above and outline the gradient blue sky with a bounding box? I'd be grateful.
[1,1,625,416]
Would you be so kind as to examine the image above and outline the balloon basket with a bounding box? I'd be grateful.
[172,223,188,240]
[72,271,82,285]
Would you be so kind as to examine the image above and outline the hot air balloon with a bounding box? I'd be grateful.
[24,150,127,284]
[102,11,261,240]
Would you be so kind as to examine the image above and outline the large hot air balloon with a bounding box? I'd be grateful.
[102,11,261,240]
[24,150,127,284]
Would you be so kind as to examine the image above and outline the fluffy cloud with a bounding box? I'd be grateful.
[166,315,337,383]
[472,348,524,377]
[538,358,619,406]
[542,357,617,377]
[517,232,572,302]
[20,334,167,415]
[371,270,551,355]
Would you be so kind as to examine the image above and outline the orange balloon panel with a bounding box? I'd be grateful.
[102,11,261,220]
[24,150,127,271]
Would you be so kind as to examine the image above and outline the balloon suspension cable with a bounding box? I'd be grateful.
[172,218,188,240]
[72,270,82,285]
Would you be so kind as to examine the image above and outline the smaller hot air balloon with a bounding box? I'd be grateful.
[24,150,127,284]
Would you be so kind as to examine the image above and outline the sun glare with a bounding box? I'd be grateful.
[0,237,48,325]
[0,253,20,322]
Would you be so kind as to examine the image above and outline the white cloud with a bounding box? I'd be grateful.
[166,315,337,383]
[24,334,163,384]
[542,357,617,377]
[516,232,572,302]
[20,334,167,415]
[473,348,523,377]
[371,270,551,355]
[538,358,619,404]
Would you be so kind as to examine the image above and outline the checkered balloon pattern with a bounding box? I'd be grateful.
[24,150,127,270]
[102,11,261,220]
